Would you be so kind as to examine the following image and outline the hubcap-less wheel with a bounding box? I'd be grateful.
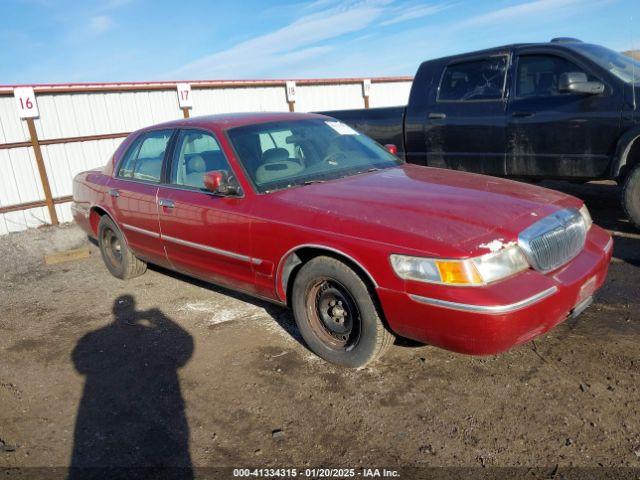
[97,216,147,280]
[101,227,123,270]
[306,278,361,350]
[292,256,394,367]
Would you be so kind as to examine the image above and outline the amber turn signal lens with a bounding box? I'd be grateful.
[435,261,483,285]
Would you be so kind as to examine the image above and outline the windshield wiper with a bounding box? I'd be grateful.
[303,179,327,186]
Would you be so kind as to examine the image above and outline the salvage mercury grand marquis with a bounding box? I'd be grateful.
[72,112,612,367]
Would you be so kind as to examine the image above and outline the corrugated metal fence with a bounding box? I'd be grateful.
[0,77,412,235]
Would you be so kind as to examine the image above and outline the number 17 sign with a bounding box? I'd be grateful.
[14,87,39,119]
[176,83,193,109]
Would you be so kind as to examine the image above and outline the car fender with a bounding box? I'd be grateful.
[275,243,379,303]
[612,125,640,178]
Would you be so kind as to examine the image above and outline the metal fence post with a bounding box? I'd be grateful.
[26,117,58,225]
[286,81,296,112]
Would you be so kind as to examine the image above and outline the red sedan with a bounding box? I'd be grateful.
[72,112,612,367]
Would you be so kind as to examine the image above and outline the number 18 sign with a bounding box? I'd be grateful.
[14,87,39,119]
[176,83,193,109]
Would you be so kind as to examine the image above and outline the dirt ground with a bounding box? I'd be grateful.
[0,180,639,479]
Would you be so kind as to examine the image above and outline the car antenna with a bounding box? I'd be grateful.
[632,16,637,110]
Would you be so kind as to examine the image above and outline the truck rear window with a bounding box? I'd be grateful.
[438,56,507,102]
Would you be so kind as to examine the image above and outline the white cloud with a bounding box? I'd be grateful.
[458,0,589,27]
[87,15,114,35]
[380,2,453,26]
[171,0,394,78]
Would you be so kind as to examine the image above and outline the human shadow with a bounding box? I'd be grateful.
[69,295,194,480]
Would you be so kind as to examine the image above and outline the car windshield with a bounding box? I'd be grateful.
[226,118,402,193]
[569,44,640,85]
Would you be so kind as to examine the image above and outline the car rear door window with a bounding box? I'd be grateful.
[516,54,596,97]
[438,56,508,101]
[117,129,173,183]
[170,130,233,190]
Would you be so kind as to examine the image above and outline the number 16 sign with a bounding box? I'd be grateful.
[176,83,193,109]
[14,87,39,119]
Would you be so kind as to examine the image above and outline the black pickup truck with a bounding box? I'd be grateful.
[324,39,640,228]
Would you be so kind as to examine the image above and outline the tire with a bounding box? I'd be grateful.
[291,256,394,368]
[97,216,147,280]
[622,164,640,230]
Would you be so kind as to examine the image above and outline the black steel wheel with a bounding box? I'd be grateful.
[97,215,147,280]
[292,256,394,367]
[307,278,361,350]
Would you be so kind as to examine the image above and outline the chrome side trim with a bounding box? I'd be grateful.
[121,224,263,264]
[122,223,161,239]
[162,234,254,263]
[409,286,559,314]
[604,237,614,253]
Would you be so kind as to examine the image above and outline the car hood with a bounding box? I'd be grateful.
[265,164,582,258]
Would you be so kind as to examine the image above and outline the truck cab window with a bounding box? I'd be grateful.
[438,56,507,101]
[516,54,596,97]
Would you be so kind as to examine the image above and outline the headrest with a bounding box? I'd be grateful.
[188,155,206,173]
[262,148,289,164]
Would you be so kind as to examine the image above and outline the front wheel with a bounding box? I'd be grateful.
[291,256,394,367]
[622,164,640,230]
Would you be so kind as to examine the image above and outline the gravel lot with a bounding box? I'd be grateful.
[0,180,638,479]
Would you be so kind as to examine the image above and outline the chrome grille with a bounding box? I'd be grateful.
[518,208,587,273]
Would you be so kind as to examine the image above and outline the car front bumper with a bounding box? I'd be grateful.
[376,225,613,355]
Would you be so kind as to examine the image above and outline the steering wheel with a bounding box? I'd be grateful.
[321,151,347,166]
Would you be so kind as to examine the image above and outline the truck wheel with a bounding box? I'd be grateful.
[97,216,147,280]
[291,256,394,368]
[622,164,640,230]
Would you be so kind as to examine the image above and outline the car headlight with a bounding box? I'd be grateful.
[390,245,530,286]
[579,204,593,230]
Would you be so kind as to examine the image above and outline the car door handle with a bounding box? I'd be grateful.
[158,199,175,208]
[512,111,535,118]
[109,189,120,198]
[428,112,447,120]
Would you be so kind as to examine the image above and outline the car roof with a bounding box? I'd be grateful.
[147,111,330,132]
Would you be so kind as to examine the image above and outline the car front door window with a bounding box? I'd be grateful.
[170,130,237,191]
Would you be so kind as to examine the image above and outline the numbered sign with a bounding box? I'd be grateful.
[176,83,193,109]
[285,81,296,103]
[14,87,39,118]
[362,79,371,98]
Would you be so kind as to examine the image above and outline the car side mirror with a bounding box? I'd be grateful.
[558,72,604,95]
[203,170,240,196]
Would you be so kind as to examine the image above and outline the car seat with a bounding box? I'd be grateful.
[255,147,303,184]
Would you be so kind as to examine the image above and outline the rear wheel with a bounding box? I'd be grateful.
[622,163,640,230]
[291,256,394,367]
[98,216,147,280]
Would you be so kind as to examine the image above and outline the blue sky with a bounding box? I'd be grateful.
[1,0,639,84]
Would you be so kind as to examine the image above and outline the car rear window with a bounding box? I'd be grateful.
[117,129,173,183]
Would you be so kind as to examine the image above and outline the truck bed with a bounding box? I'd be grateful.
[319,106,406,155]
